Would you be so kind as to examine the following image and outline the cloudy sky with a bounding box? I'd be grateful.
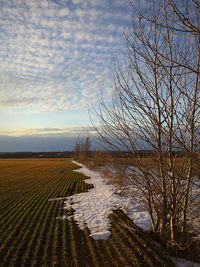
[0,0,131,151]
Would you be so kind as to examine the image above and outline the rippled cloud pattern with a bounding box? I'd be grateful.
[0,0,130,113]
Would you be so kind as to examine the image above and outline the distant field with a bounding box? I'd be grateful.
[0,158,173,267]
[107,156,200,171]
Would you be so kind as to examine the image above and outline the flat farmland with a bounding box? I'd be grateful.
[0,158,173,267]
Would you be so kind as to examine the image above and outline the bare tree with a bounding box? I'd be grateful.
[73,137,82,160]
[165,0,200,236]
[90,0,200,246]
[73,136,91,161]
[141,0,200,239]
[83,136,91,155]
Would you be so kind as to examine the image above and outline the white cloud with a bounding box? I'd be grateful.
[40,0,49,8]
[72,0,83,4]
[59,8,70,17]
[43,9,54,17]
[0,0,129,114]
[0,126,91,137]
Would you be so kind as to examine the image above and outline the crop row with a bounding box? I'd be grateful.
[0,159,173,266]
[0,159,93,266]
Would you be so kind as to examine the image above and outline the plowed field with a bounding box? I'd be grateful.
[0,158,173,267]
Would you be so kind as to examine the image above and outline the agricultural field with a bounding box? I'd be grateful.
[0,158,174,267]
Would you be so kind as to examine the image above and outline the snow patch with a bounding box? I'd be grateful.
[48,197,68,201]
[171,257,200,267]
[90,231,111,240]
[61,160,151,240]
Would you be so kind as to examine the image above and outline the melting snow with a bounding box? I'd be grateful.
[171,257,200,267]
[48,197,68,201]
[61,160,151,240]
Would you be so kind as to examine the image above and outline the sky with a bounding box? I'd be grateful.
[0,0,132,151]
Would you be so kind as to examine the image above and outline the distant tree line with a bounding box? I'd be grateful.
[0,151,73,158]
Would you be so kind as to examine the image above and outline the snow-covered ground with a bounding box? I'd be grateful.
[58,160,151,240]
[171,257,200,267]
